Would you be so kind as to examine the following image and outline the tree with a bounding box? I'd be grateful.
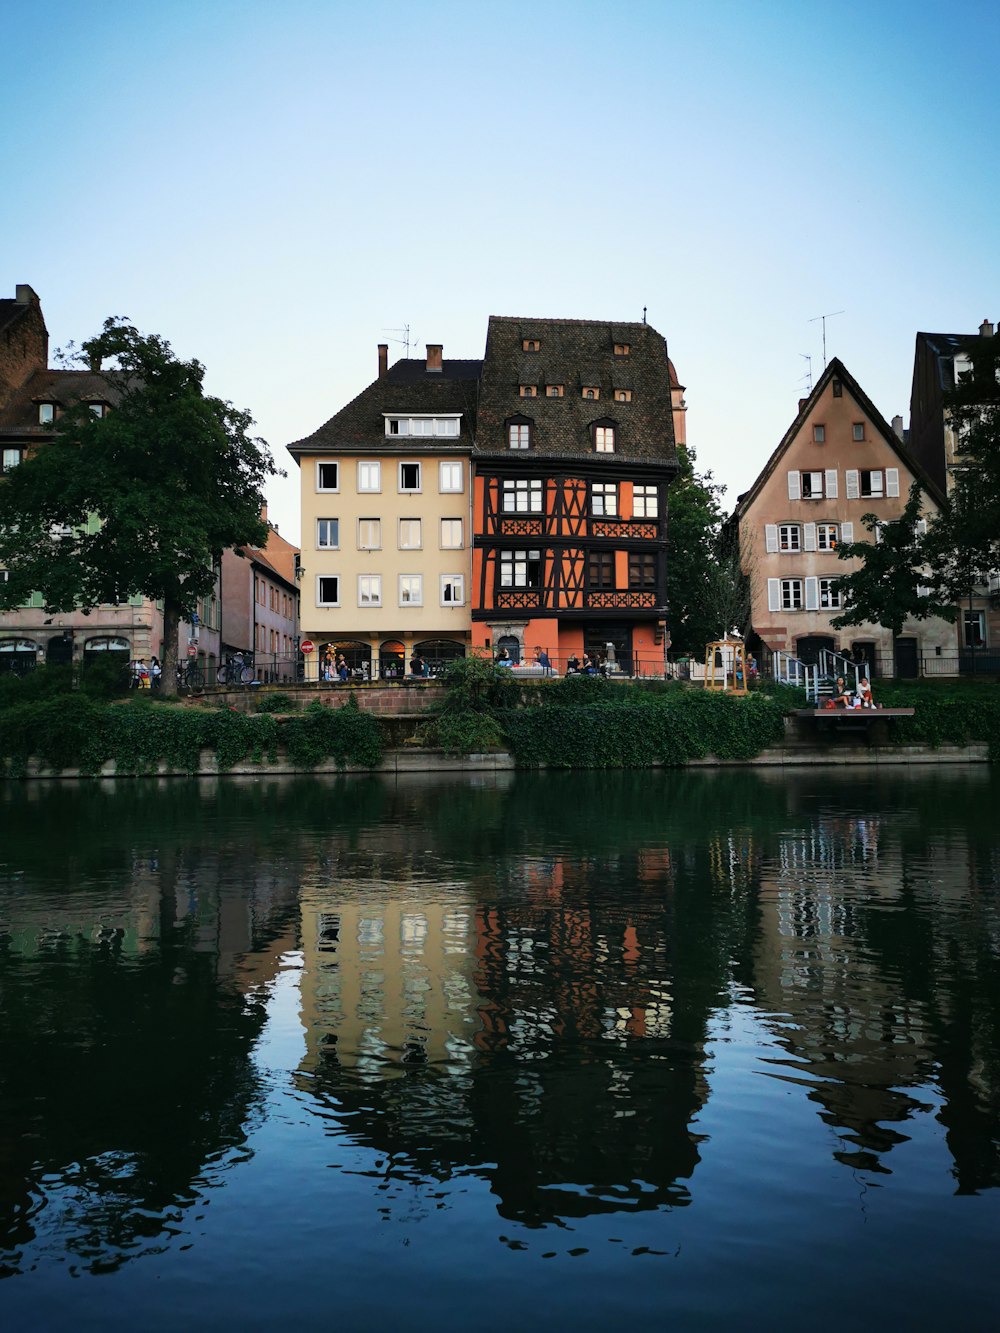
[666,444,747,654]
[0,318,278,694]
[830,481,955,650]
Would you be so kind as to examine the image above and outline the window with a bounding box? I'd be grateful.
[502,478,543,513]
[519,385,537,398]
[358,575,382,607]
[440,518,464,549]
[317,461,340,491]
[594,424,615,453]
[583,386,600,400]
[317,575,340,607]
[441,574,465,605]
[633,484,658,518]
[439,460,463,492]
[813,424,826,443]
[817,523,839,551]
[399,574,423,606]
[546,384,564,397]
[2,448,21,472]
[398,518,421,549]
[861,469,884,497]
[38,403,55,425]
[317,518,339,549]
[500,549,542,589]
[629,552,657,589]
[522,338,540,352]
[508,421,532,449]
[781,579,803,610]
[588,551,615,588]
[779,524,801,552]
[614,389,632,403]
[852,422,865,441]
[357,461,380,492]
[358,518,381,550]
[591,482,618,516]
[819,577,841,609]
[614,343,630,356]
[964,610,986,648]
[399,461,421,492]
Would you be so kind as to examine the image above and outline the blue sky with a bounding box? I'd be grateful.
[5,0,999,539]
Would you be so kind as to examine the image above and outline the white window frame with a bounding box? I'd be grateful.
[632,484,658,518]
[357,518,382,551]
[440,517,464,549]
[398,461,422,493]
[316,574,340,608]
[439,460,463,493]
[316,461,340,492]
[358,574,382,608]
[399,574,423,607]
[316,518,339,549]
[357,460,381,493]
[441,574,465,606]
[398,518,422,550]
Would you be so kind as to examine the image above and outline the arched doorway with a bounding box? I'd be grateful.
[414,639,466,677]
[379,639,405,681]
[0,638,40,676]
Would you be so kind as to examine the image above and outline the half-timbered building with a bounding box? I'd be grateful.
[472,317,680,671]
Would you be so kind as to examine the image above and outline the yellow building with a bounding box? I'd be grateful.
[288,343,477,679]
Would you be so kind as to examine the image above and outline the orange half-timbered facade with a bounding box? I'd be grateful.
[472,317,680,671]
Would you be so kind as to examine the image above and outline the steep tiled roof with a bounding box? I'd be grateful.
[476,316,677,464]
[286,357,481,458]
[0,369,123,433]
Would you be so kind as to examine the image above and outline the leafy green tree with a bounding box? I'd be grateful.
[667,444,746,654]
[0,319,277,694]
[923,342,1000,599]
[830,481,955,649]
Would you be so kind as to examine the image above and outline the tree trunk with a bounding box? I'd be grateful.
[161,596,181,698]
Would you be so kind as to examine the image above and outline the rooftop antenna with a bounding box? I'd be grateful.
[799,353,813,394]
[383,323,415,356]
[809,310,844,367]
[642,306,647,325]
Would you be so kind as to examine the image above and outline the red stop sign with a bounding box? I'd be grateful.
[300,639,314,654]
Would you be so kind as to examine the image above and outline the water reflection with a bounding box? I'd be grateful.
[0,767,998,1295]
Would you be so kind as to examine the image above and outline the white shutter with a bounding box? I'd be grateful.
[846,469,860,499]
[765,524,779,553]
[767,578,781,612]
[787,471,801,500]
[886,468,900,497]
[805,576,820,611]
[840,521,854,544]
[803,522,817,552]
[825,469,838,499]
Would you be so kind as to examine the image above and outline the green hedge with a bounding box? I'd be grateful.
[0,694,382,776]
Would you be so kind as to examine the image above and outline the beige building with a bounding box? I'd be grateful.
[732,358,953,677]
[288,344,477,679]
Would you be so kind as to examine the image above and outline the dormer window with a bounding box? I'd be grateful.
[546,384,564,397]
[614,343,630,356]
[522,338,540,352]
[38,403,55,425]
[507,415,533,450]
[519,384,537,398]
[614,389,632,403]
[593,420,616,453]
[582,386,600,401]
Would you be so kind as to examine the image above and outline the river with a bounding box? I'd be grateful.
[1,768,998,1330]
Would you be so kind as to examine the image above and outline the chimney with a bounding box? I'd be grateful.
[891,414,904,440]
[979,319,994,338]
[378,343,388,378]
[426,343,443,373]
